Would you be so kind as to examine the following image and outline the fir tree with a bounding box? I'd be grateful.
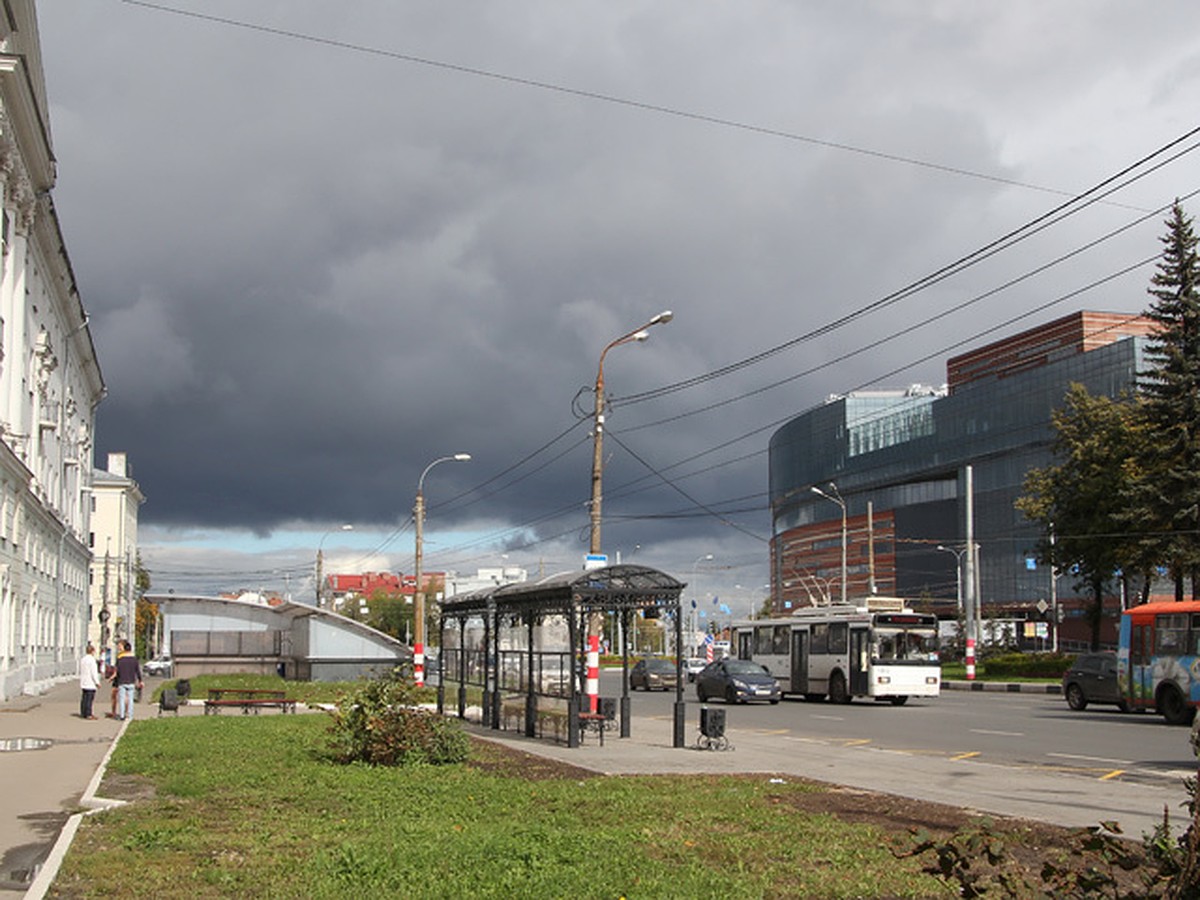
[1140,201,1200,599]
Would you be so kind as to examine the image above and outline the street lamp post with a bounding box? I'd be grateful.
[315,524,353,608]
[586,310,673,714]
[689,553,713,654]
[414,453,471,687]
[811,483,847,605]
[936,544,967,616]
[588,311,673,555]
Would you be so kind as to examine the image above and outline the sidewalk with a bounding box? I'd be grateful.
[0,680,133,897]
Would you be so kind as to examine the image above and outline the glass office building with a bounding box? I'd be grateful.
[768,311,1155,635]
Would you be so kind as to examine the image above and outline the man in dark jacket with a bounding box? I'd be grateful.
[114,640,143,721]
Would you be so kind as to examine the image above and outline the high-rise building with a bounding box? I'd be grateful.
[769,311,1155,649]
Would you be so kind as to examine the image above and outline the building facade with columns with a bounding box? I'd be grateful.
[0,2,105,699]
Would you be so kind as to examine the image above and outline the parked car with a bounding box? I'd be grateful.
[143,655,172,677]
[1062,651,1127,712]
[684,657,708,682]
[630,657,680,691]
[695,658,780,704]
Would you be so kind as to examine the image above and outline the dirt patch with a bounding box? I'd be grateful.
[99,772,158,804]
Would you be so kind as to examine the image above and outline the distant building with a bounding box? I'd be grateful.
[0,3,106,700]
[88,453,144,666]
[769,310,1156,650]
[149,593,410,682]
[446,565,528,596]
[324,570,447,615]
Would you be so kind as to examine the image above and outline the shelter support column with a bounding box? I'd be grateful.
[673,603,685,748]
[619,608,631,738]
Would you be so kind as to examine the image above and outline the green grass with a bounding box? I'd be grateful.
[51,715,950,899]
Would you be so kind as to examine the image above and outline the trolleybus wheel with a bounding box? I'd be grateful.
[889,696,908,706]
[829,671,850,705]
[1159,685,1195,726]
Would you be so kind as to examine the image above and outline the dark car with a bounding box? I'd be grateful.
[630,657,680,691]
[1062,651,1127,712]
[695,658,780,704]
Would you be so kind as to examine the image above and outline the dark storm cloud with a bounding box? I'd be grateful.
[34,0,1200,594]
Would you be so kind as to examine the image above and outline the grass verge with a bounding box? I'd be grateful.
[50,714,951,899]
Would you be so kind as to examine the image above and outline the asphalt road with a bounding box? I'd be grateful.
[612,673,1197,789]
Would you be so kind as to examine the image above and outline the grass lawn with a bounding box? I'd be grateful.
[50,714,951,899]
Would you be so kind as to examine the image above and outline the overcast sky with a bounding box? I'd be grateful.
[34,1,1200,611]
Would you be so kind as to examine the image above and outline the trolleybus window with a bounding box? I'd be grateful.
[828,622,848,654]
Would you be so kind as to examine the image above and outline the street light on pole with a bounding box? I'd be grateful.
[413,453,471,687]
[936,544,967,616]
[589,310,673,555]
[690,553,713,653]
[586,310,672,713]
[315,524,353,608]
[811,482,847,605]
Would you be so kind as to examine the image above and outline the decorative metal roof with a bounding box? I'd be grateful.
[440,564,685,618]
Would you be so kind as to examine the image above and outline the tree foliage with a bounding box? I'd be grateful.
[1137,200,1200,599]
[1016,385,1145,649]
[1017,201,1200,625]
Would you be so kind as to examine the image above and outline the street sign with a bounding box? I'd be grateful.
[584,553,608,571]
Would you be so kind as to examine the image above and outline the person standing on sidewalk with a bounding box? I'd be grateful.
[78,643,101,719]
[114,640,143,721]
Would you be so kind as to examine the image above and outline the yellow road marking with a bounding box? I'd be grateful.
[844,739,871,746]
[951,751,981,761]
[1100,769,1125,781]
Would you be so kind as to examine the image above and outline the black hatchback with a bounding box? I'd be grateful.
[1062,651,1127,712]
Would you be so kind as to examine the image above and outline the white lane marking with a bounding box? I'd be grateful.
[1047,752,1132,765]
[969,728,1024,737]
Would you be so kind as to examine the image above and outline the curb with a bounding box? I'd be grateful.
[23,719,129,900]
[942,680,1061,694]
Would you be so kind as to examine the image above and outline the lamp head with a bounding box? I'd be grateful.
[453,453,471,461]
[650,310,674,325]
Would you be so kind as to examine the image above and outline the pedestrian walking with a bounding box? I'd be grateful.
[78,643,100,719]
[114,640,143,721]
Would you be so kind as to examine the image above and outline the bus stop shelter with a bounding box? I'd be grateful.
[437,564,687,748]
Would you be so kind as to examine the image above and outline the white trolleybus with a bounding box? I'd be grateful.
[730,597,941,705]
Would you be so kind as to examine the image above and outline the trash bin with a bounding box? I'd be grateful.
[700,706,725,738]
[597,696,617,720]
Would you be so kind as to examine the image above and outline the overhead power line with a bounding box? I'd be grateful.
[121,0,1120,202]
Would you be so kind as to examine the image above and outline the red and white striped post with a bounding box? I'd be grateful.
[586,634,600,713]
[965,637,976,681]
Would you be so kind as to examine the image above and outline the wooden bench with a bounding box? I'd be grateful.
[204,689,297,715]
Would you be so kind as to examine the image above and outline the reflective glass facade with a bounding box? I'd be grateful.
[769,330,1147,614]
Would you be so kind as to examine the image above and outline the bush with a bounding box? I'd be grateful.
[326,667,468,766]
[981,651,1075,678]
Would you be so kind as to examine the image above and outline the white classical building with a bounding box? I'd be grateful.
[89,453,144,667]
[0,3,105,700]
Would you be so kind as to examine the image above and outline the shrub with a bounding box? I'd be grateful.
[980,651,1074,678]
[326,667,468,766]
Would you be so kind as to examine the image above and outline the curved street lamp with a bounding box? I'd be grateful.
[585,311,672,713]
[588,310,673,554]
[315,524,353,608]
[811,483,847,605]
[413,453,471,686]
